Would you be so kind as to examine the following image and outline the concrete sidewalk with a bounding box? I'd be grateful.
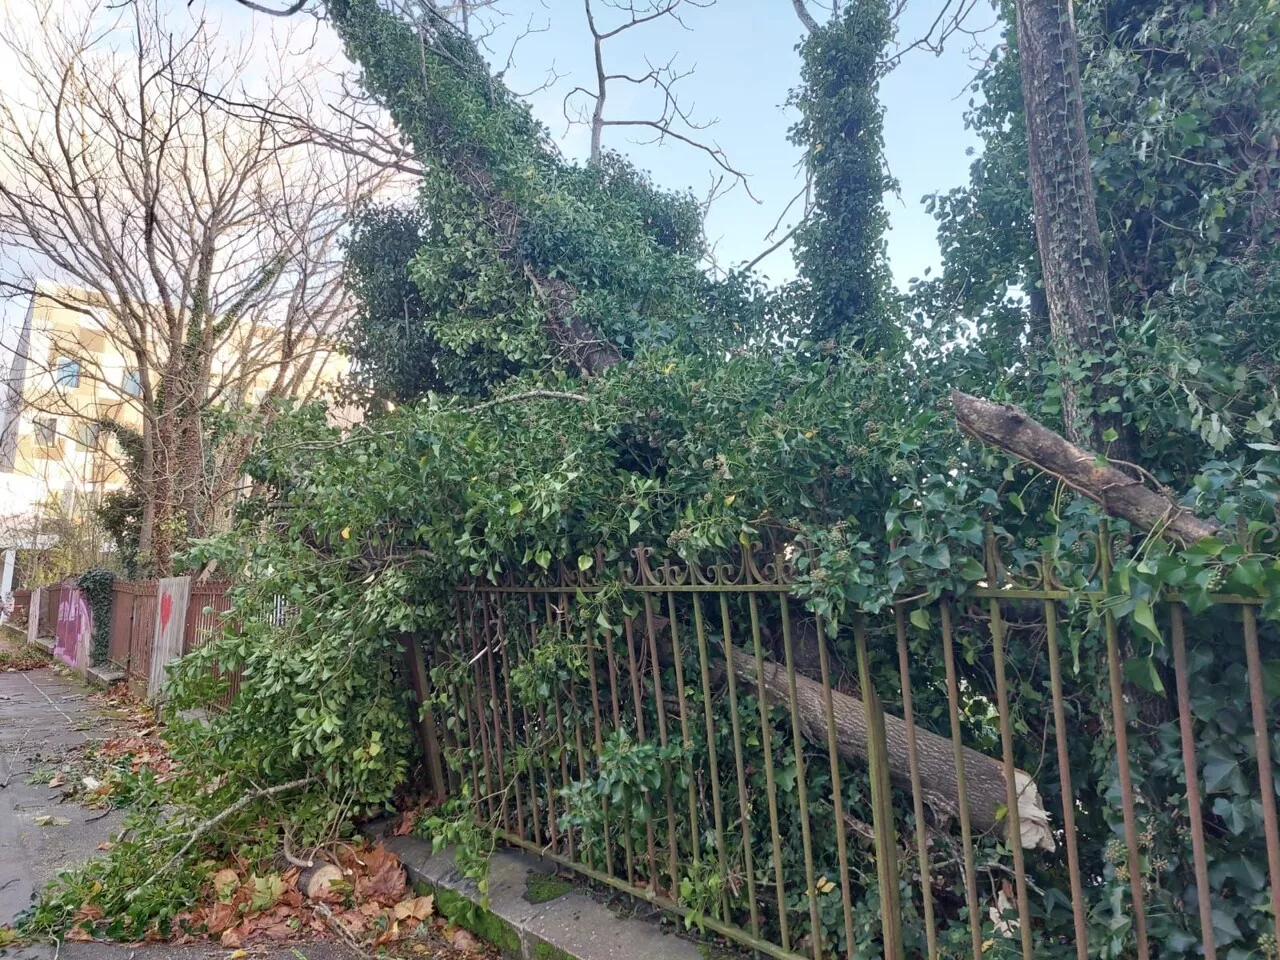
[0,661,364,960]
[0,665,130,927]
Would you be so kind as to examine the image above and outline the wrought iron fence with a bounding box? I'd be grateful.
[434,523,1279,960]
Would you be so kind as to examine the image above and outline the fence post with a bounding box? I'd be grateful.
[148,576,191,702]
[402,633,447,802]
[26,586,41,645]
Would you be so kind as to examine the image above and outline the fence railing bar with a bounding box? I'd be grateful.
[1043,599,1089,960]
[748,590,790,952]
[602,624,635,884]
[939,600,984,960]
[814,611,856,960]
[1242,600,1280,942]
[893,604,938,960]
[1099,524,1151,960]
[528,595,560,851]
[481,593,511,836]
[985,526,1036,960]
[469,594,498,823]
[1170,604,1217,960]
[855,618,903,960]
[493,594,525,840]
[664,590,701,885]
[718,592,761,941]
[465,594,495,821]
[517,604,542,848]
[543,595,576,861]
[640,593,681,900]
[560,595,592,870]
[623,616,661,889]
[453,596,483,810]
[690,593,731,923]
[584,622,614,879]
[779,595,822,960]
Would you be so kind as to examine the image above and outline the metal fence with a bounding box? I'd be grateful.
[435,523,1279,960]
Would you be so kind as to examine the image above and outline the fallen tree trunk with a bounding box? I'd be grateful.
[952,390,1218,545]
[719,644,1054,851]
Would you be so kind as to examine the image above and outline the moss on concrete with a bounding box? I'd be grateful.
[523,872,575,904]
[412,879,522,956]
[532,939,579,960]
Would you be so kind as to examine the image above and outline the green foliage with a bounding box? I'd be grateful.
[341,203,517,407]
[76,568,115,666]
[95,420,145,578]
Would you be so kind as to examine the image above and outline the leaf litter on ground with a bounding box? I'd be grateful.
[63,838,492,958]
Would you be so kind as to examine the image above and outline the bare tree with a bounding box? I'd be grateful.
[789,0,993,69]
[564,0,755,204]
[0,0,394,574]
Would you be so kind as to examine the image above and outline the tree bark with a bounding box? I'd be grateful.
[718,644,1054,850]
[952,390,1218,544]
[1014,0,1134,459]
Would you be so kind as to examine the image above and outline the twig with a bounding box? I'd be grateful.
[282,827,315,868]
[85,806,114,822]
[131,777,315,896]
[463,390,590,414]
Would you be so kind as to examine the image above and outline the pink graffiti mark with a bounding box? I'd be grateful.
[160,591,174,632]
[53,588,92,669]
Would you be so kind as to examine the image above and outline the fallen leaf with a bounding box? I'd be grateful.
[48,772,67,788]
[250,873,286,912]
[394,810,420,837]
[450,928,482,953]
[34,815,70,827]
[97,841,115,851]
[212,868,240,901]
[227,950,248,959]
[394,896,434,922]
[203,902,239,936]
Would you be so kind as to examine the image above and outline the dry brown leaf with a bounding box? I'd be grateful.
[394,810,420,837]
[203,902,238,936]
[450,927,482,953]
[394,896,434,922]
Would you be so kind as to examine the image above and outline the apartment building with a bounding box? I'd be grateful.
[0,282,351,595]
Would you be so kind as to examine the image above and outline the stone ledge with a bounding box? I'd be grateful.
[369,829,703,960]
[86,664,127,688]
[30,636,55,655]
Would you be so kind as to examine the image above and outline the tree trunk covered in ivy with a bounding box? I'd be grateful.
[1013,0,1134,460]
[323,0,623,378]
[789,1,898,352]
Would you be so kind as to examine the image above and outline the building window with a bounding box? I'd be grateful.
[122,368,142,397]
[77,423,100,449]
[33,416,57,447]
[55,357,81,388]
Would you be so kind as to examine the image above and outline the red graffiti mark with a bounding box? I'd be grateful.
[160,592,174,631]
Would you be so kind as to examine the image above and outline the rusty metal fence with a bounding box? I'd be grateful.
[434,524,1279,960]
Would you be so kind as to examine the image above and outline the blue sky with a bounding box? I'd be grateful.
[454,0,1000,289]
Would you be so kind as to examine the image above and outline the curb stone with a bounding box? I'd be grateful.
[366,825,705,960]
